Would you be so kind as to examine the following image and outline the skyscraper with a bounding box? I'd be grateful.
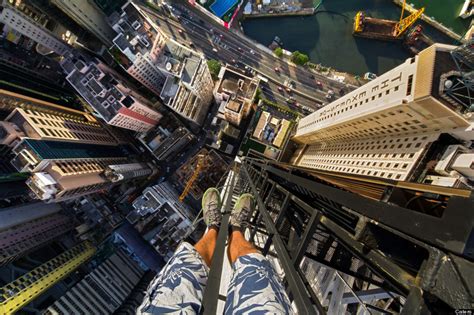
[110,2,214,125]
[61,58,162,132]
[0,241,96,314]
[0,0,71,55]
[43,248,145,315]
[132,182,194,259]
[291,44,473,187]
[0,202,73,266]
[50,0,117,47]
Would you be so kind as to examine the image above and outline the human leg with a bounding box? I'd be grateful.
[137,188,222,314]
[224,194,293,314]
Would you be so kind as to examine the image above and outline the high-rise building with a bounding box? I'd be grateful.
[3,108,118,146]
[10,139,134,202]
[0,241,96,314]
[109,2,167,96]
[291,44,473,187]
[132,182,194,258]
[104,162,157,183]
[44,248,145,315]
[0,0,71,55]
[50,0,117,47]
[214,65,260,126]
[0,101,154,202]
[61,58,162,132]
[138,126,195,162]
[0,202,73,266]
[110,3,214,125]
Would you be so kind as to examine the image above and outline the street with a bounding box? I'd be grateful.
[137,2,354,113]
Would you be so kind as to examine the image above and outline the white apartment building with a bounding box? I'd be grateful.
[50,0,116,47]
[292,44,474,185]
[110,3,214,125]
[61,58,162,132]
[159,43,214,125]
[0,0,70,55]
[4,108,117,146]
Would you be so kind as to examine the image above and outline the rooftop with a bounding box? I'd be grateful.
[62,59,149,122]
[155,40,201,78]
[216,66,259,102]
[110,2,160,64]
[19,139,128,160]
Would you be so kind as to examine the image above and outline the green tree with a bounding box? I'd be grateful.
[274,47,283,57]
[291,51,309,66]
[207,59,221,80]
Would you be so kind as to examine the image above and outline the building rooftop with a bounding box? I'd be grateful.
[110,2,160,65]
[19,139,128,160]
[216,67,259,101]
[155,40,201,78]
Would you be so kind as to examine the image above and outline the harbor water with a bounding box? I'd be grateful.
[241,0,465,75]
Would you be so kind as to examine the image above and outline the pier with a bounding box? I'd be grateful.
[392,0,465,42]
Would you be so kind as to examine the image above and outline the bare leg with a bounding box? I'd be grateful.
[227,228,259,264]
[194,227,219,267]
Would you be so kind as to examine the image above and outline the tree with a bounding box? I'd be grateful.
[207,59,221,80]
[291,51,309,66]
[274,47,283,58]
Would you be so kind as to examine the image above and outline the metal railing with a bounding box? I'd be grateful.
[201,158,473,314]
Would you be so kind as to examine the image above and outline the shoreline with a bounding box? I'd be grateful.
[392,0,465,43]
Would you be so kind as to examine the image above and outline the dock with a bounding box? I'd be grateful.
[392,0,465,42]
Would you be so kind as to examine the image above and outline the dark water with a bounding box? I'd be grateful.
[241,0,461,75]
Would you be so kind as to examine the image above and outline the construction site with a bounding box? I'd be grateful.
[173,148,230,202]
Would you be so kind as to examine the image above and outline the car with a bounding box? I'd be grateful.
[277,86,283,92]
[250,49,255,55]
[237,47,243,52]
[326,90,335,99]
[212,48,218,53]
[315,81,323,88]
[286,87,292,93]
[274,67,280,72]
[232,59,236,63]
[178,29,183,34]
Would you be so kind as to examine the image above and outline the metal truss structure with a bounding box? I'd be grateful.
[200,157,473,314]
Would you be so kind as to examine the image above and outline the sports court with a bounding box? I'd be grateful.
[210,0,239,18]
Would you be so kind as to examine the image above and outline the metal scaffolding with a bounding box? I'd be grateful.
[200,157,473,314]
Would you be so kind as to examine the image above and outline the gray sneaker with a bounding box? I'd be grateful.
[202,187,222,228]
[229,193,255,230]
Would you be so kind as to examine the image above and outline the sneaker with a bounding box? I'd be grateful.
[202,187,222,228]
[229,193,255,230]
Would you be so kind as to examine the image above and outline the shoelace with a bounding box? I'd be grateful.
[206,200,221,222]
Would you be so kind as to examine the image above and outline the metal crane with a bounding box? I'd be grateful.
[179,154,206,202]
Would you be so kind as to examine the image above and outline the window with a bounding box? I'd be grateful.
[406,75,413,96]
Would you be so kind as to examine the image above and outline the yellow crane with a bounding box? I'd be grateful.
[393,0,425,37]
[179,155,206,202]
[0,242,96,314]
[353,0,424,40]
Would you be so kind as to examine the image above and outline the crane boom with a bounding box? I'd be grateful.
[179,155,206,202]
[394,6,425,37]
